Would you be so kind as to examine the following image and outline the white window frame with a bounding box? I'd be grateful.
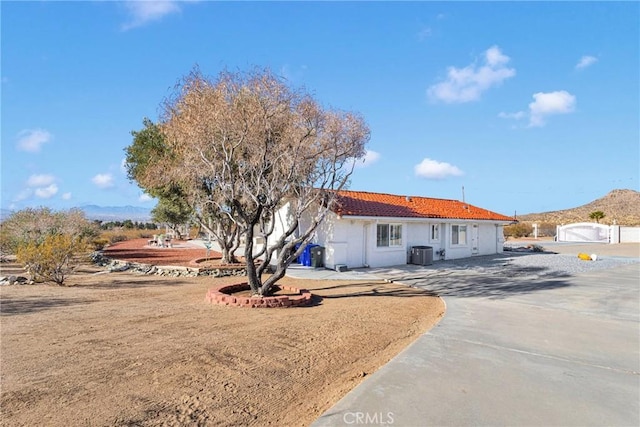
[376,223,403,248]
[451,224,468,246]
[430,224,440,242]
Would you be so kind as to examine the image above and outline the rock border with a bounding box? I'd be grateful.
[91,252,248,278]
[205,283,313,308]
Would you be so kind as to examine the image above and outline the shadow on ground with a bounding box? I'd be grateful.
[313,282,436,299]
[1,295,96,316]
[365,253,574,299]
[76,276,191,290]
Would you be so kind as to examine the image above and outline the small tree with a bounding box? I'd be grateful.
[589,211,605,223]
[151,195,192,239]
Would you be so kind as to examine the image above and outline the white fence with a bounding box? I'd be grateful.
[556,223,640,243]
[619,226,640,243]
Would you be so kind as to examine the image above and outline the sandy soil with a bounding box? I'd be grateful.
[0,240,444,426]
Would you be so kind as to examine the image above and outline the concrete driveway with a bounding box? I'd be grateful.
[313,249,640,426]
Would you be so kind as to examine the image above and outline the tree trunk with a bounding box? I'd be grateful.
[220,242,239,264]
[220,247,232,264]
[244,225,262,295]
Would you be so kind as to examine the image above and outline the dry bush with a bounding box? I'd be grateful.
[504,223,533,239]
[16,234,88,285]
[99,228,153,245]
[537,222,557,237]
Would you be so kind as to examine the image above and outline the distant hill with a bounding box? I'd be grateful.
[1,205,153,223]
[80,205,153,222]
[517,189,640,226]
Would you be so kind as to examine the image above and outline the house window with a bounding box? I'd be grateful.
[377,224,402,247]
[451,225,467,245]
[430,224,439,241]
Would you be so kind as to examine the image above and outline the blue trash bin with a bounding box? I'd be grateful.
[302,244,319,266]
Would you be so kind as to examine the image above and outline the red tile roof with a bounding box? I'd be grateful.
[333,190,515,222]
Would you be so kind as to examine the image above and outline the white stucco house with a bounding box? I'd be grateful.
[269,190,516,269]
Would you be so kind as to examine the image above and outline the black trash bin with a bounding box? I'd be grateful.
[310,246,325,268]
[411,246,433,265]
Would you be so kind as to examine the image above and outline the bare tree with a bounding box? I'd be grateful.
[161,67,370,295]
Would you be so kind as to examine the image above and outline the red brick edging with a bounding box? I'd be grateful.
[205,283,313,308]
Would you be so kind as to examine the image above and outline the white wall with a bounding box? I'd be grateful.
[270,206,508,268]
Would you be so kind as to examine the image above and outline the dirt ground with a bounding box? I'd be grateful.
[0,240,444,426]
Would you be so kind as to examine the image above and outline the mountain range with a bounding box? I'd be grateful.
[0,205,153,222]
[517,189,640,226]
[2,189,638,225]
[79,205,153,221]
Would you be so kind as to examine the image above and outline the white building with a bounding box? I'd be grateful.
[270,190,515,269]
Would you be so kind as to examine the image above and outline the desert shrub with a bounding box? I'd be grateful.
[98,228,153,245]
[16,233,89,285]
[537,222,557,237]
[109,234,129,244]
[91,237,110,250]
[504,223,533,239]
[1,207,99,254]
[1,207,99,285]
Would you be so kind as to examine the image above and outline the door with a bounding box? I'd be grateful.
[471,223,479,255]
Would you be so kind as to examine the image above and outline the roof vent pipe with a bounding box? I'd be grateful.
[405,196,411,202]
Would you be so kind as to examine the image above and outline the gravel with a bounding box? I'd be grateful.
[498,252,638,276]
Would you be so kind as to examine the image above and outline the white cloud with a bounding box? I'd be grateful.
[26,174,56,187]
[62,192,72,200]
[498,111,526,120]
[528,90,576,127]
[139,193,154,202]
[355,150,381,169]
[428,45,516,103]
[92,173,115,189]
[121,1,185,30]
[120,158,128,174]
[414,158,464,180]
[16,129,52,152]
[576,55,598,70]
[14,188,33,202]
[35,184,58,199]
[417,27,432,41]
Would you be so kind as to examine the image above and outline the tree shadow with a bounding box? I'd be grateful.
[368,253,573,299]
[324,253,577,300]
[312,281,437,300]
[1,295,96,316]
[77,276,191,290]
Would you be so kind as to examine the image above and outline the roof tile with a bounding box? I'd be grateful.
[334,190,515,222]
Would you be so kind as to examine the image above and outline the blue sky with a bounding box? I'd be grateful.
[2,1,638,217]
